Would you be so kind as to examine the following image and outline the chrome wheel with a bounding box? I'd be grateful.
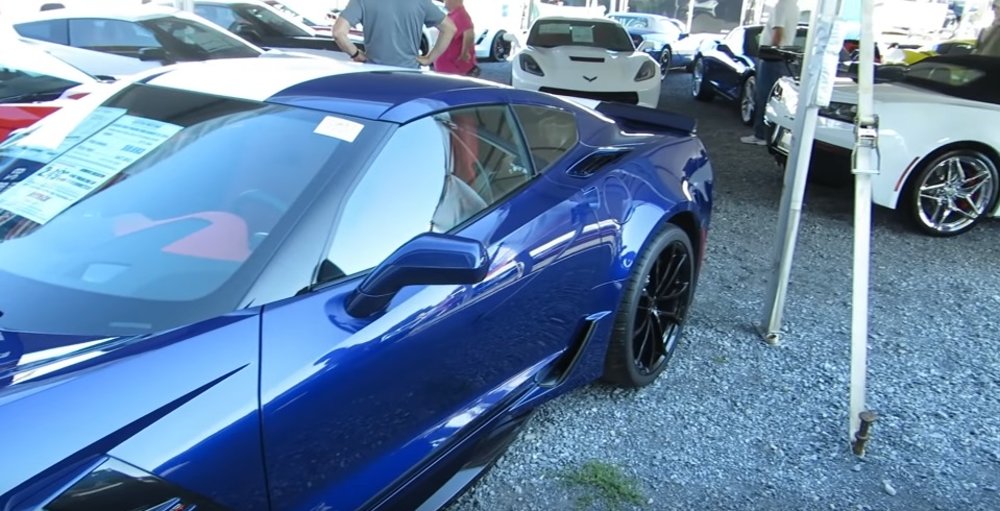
[740,76,756,125]
[912,151,998,236]
[632,239,692,375]
[659,49,672,79]
[691,61,704,96]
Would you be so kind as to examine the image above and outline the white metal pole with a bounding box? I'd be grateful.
[758,0,843,343]
[849,0,878,447]
[686,0,695,33]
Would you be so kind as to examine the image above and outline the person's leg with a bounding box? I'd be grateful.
[753,59,779,140]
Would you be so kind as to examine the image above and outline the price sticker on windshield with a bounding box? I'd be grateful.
[314,115,364,143]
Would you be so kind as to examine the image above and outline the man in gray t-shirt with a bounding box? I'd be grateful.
[332,0,457,69]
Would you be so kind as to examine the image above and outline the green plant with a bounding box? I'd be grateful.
[562,460,646,510]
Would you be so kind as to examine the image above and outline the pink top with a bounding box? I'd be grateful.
[433,6,477,75]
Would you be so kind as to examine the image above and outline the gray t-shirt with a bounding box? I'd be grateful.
[340,0,446,68]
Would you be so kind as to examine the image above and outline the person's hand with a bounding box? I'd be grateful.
[352,50,368,63]
[417,55,433,67]
[459,51,470,62]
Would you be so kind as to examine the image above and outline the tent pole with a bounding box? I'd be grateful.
[849,0,879,454]
[758,0,843,344]
[686,0,695,33]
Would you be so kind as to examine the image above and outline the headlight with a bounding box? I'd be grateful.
[819,101,858,123]
[634,60,657,81]
[41,457,225,511]
[519,54,544,76]
[770,81,783,101]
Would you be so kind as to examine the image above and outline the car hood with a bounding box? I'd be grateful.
[0,313,260,497]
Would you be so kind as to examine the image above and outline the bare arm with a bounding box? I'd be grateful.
[418,17,457,65]
[770,26,784,46]
[459,28,475,61]
[332,16,366,61]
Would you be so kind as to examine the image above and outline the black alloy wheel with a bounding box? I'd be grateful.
[490,32,511,61]
[603,224,696,388]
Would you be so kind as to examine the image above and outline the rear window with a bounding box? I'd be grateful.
[528,19,634,52]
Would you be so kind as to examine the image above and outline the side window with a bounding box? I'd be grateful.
[195,5,239,29]
[15,20,69,45]
[69,19,160,50]
[321,106,534,281]
[512,105,579,173]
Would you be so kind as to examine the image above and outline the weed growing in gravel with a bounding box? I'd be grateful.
[562,460,646,510]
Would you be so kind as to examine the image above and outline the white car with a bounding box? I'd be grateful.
[765,55,1000,236]
[512,16,661,109]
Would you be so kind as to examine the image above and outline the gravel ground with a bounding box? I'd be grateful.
[449,63,1000,511]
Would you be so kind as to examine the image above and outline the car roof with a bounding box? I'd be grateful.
[11,5,192,23]
[141,57,542,124]
[534,16,618,24]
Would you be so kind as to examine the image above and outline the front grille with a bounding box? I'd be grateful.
[539,87,639,105]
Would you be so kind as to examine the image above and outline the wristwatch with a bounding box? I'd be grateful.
[350,48,362,59]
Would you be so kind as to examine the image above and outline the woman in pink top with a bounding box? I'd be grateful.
[433,0,478,75]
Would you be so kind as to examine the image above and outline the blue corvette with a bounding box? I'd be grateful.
[0,58,713,511]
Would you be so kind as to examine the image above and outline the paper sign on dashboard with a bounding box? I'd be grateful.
[314,115,364,143]
[0,115,181,225]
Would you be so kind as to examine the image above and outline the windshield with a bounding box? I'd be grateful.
[0,84,381,336]
[528,19,635,52]
[0,46,90,103]
[140,16,262,60]
[233,3,312,37]
[900,56,999,105]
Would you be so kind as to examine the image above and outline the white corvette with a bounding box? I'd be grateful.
[765,55,1000,236]
[511,16,661,109]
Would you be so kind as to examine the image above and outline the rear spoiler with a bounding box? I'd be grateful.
[555,95,696,135]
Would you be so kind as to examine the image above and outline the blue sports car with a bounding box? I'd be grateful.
[0,57,714,511]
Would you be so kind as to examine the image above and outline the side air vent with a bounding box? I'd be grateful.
[566,148,631,178]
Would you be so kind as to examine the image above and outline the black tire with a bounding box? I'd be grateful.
[602,224,696,388]
[739,75,756,125]
[691,58,714,101]
[659,47,673,79]
[489,31,511,61]
[901,148,999,237]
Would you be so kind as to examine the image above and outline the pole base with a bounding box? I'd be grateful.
[754,323,781,346]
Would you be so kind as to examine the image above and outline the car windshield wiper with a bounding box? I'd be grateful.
[0,89,68,104]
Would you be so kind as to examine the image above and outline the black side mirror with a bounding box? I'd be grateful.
[138,47,168,62]
[345,232,490,318]
[679,32,689,40]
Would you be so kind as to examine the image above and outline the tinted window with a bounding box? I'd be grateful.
[0,84,381,335]
[528,19,634,52]
[195,4,240,30]
[232,3,311,37]
[322,106,534,280]
[70,19,160,50]
[513,105,578,173]
[0,55,82,103]
[139,16,261,60]
[14,20,69,45]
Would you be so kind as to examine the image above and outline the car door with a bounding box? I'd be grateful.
[703,26,744,97]
[258,103,610,511]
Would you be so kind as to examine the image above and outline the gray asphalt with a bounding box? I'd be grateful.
[447,61,1000,511]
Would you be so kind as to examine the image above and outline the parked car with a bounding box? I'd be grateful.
[12,5,267,64]
[172,0,345,55]
[691,23,808,125]
[0,36,161,141]
[765,55,999,236]
[887,37,977,65]
[0,56,713,511]
[512,16,662,108]
[262,0,331,36]
[607,11,688,77]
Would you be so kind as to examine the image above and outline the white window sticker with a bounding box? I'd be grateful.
[314,115,364,143]
[571,27,595,44]
[0,115,182,225]
[538,23,571,34]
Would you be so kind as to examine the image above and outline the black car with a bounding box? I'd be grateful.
[192,0,342,54]
[691,24,807,125]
